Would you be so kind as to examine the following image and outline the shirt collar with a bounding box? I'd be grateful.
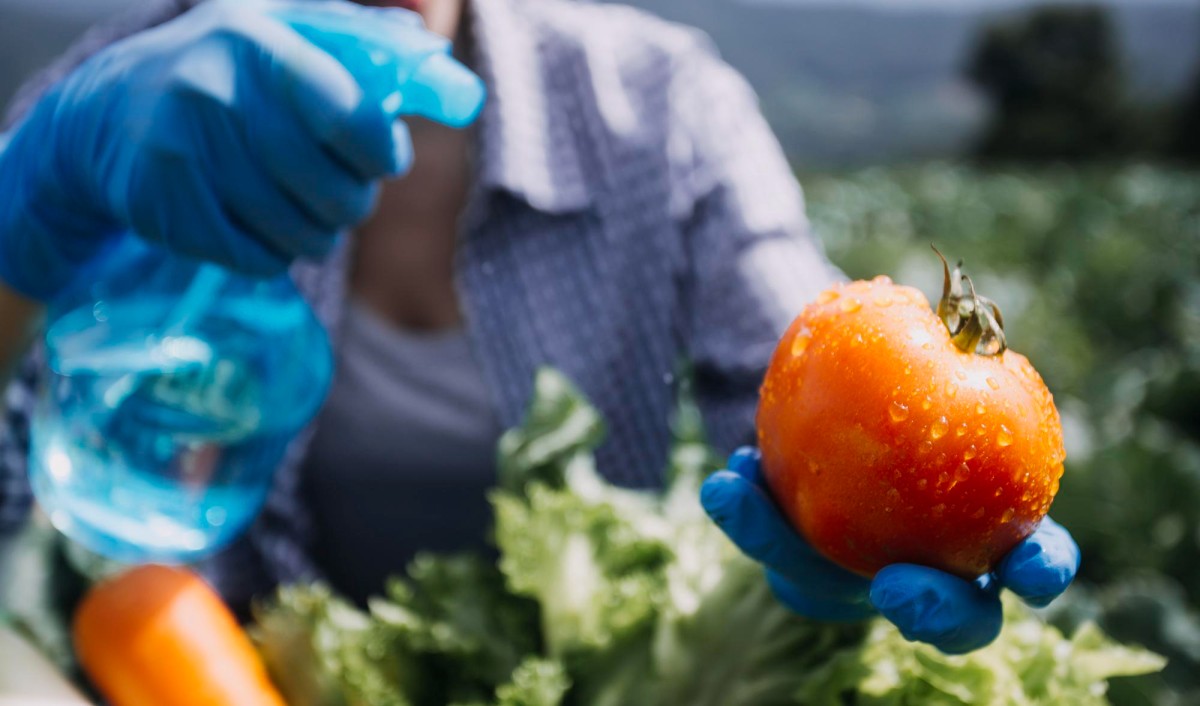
[467,0,594,214]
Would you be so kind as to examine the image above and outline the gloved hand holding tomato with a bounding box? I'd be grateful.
[703,250,1080,654]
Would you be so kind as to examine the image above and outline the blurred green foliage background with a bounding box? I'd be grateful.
[805,163,1200,706]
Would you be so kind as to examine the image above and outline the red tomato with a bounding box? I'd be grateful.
[757,265,1065,579]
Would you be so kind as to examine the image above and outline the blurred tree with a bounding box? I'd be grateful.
[966,6,1135,161]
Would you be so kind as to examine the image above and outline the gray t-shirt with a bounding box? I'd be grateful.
[301,300,501,604]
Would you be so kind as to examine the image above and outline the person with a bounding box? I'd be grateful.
[0,0,1078,654]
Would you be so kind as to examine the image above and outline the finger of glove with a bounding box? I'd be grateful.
[726,446,764,485]
[183,91,339,260]
[870,564,1003,655]
[766,569,875,622]
[244,91,379,230]
[126,150,288,276]
[700,470,870,602]
[997,517,1080,608]
[243,12,406,180]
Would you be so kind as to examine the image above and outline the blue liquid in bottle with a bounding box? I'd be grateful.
[29,237,332,564]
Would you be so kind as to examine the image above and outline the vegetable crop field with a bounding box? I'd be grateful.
[805,163,1200,706]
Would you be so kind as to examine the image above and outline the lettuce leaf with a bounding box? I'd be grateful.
[450,658,571,706]
[371,555,541,705]
[795,596,1165,705]
[251,583,416,706]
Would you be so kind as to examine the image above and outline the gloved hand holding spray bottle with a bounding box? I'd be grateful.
[0,0,486,563]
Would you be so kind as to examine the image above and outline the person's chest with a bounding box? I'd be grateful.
[348,119,473,332]
[293,112,690,486]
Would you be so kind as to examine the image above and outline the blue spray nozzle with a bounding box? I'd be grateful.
[274,3,485,127]
[398,53,486,127]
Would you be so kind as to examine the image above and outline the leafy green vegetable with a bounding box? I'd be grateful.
[373,555,541,705]
[252,583,417,706]
[254,555,542,706]
[1044,578,1200,706]
[796,596,1164,705]
[451,658,571,706]
[495,368,606,493]
[493,480,669,656]
[250,366,1164,706]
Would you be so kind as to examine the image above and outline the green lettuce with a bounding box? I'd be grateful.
[252,367,1164,706]
[795,596,1165,705]
[450,658,571,706]
[251,582,418,706]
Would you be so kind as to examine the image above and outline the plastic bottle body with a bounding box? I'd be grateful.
[28,236,333,563]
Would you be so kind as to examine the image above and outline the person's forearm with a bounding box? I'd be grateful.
[0,281,42,391]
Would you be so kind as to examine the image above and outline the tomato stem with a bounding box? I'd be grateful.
[931,245,1007,356]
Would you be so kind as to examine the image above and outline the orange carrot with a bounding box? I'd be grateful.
[73,564,287,706]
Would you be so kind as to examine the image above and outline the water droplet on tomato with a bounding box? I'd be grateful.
[955,463,970,482]
[956,422,968,437]
[997,424,1013,447]
[975,403,986,415]
[932,504,945,518]
[887,488,900,503]
[921,396,932,410]
[954,369,967,381]
[964,445,977,460]
[971,507,985,519]
[817,290,839,304]
[930,417,948,439]
[872,274,892,285]
[791,334,810,357]
[840,297,862,313]
[889,401,909,422]
[937,472,949,486]
[986,376,1000,390]
[919,440,933,454]
[993,487,1003,497]
[946,382,958,398]
[917,478,929,490]
[1001,507,1015,523]
[976,423,988,436]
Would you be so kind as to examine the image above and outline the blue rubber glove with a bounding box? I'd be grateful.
[0,0,484,301]
[701,447,1080,654]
